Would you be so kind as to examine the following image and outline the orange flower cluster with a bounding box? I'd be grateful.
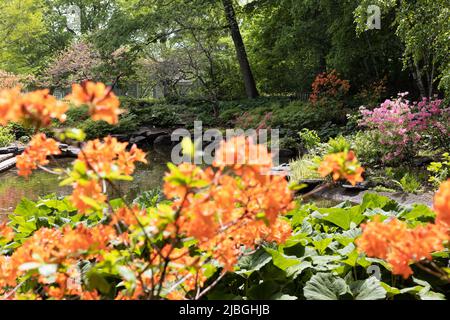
[0,222,14,242]
[164,137,294,271]
[434,179,450,226]
[356,217,448,278]
[70,179,107,214]
[0,88,67,126]
[70,136,147,213]
[66,81,123,125]
[310,69,350,103]
[317,150,364,186]
[78,136,147,177]
[213,136,273,174]
[16,134,61,177]
[0,224,114,298]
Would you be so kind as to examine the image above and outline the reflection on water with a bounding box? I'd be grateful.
[0,146,173,214]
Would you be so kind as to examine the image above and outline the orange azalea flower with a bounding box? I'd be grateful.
[434,179,450,227]
[166,290,186,300]
[16,133,61,177]
[78,136,147,177]
[0,88,67,126]
[162,137,294,270]
[0,225,114,298]
[111,206,147,227]
[318,150,364,186]
[0,222,14,242]
[20,89,67,126]
[357,217,448,279]
[67,81,123,125]
[0,87,22,125]
[70,179,107,213]
[163,163,213,199]
[213,136,273,174]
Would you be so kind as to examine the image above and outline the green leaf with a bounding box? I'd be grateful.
[312,238,333,254]
[319,207,365,230]
[110,198,125,210]
[39,198,75,212]
[14,198,38,217]
[265,248,311,278]
[342,250,359,267]
[181,137,195,159]
[304,273,350,300]
[380,282,401,297]
[349,277,386,300]
[237,248,272,275]
[87,272,112,294]
[265,248,298,270]
[246,281,280,300]
[360,193,397,211]
[107,174,133,181]
[401,204,436,222]
[79,196,102,210]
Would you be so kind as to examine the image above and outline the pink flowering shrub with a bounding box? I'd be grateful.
[359,93,449,162]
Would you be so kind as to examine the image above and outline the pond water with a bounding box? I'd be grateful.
[0,146,173,215]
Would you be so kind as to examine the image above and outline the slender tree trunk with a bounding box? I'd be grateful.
[411,61,426,98]
[222,0,259,98]
[428,59,435,99]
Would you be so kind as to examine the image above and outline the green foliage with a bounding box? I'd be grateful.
[289,155,322,182]
[1,189,447,300]
[303,273,386,300]
[64,106,90,127]
[382,167,427,194]
[0,126,15,147]
[1,195,100,254]
[299,129,321,151]
[132,188,165,209]
[427,153,450,188]
[6,122,33,140]
[209,193,447,300]
[325,136,351,154]
[350,130,386,165]
[393,173,423,194]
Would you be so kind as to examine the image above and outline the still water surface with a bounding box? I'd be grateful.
[0,146,173,214]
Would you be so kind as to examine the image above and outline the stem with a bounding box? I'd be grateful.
[300,182,332,200]
[195,271,227,300]
[416,261,450,283]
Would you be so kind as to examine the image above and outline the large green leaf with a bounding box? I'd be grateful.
[349,277,386,300]
[360,193,397,211]
[319,207,365,230]
[400,204,436,222]
[237,248,272,275]
[304,273,350,300]
[14,198,38,217]
[265,248,311,278]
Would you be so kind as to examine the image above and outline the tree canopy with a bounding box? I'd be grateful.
[0,0,448,100]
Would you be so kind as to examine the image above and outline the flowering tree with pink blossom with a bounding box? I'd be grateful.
[44,40,103,88]
[359,93,449,162]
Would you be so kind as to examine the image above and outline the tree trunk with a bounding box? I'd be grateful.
[222,0,259,98]
[412,61,426,98]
